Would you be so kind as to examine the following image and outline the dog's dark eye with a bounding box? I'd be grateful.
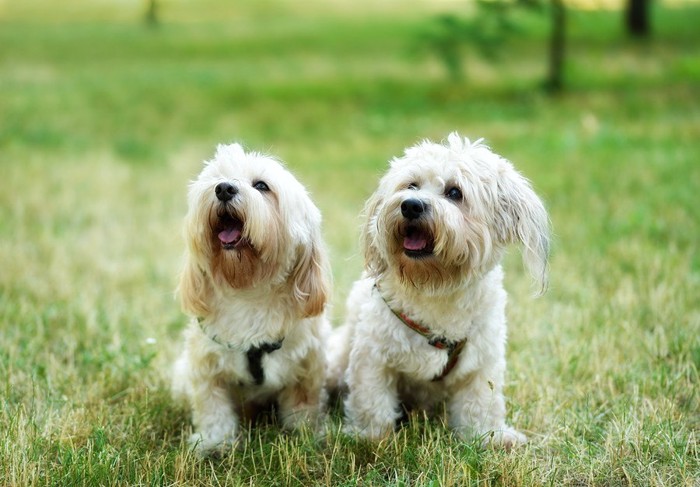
[253,181,270,192]
[445,187,462,201]
[408,182,419,190]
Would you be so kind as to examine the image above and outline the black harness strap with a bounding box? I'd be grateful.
[246,340,283,385]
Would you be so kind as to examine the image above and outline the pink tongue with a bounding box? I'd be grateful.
[218,227,242,244]
[404,234,428,251]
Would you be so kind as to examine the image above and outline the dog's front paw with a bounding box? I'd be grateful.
[482,427,527,451]
[189,429,240,458]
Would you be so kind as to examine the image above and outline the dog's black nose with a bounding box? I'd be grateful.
[215,182,238,202]
[401,198,427,220]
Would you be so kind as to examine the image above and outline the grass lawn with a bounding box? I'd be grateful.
[1,0,698,485]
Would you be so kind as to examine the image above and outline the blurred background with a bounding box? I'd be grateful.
[1,0,698,316]
[0,0,698,483]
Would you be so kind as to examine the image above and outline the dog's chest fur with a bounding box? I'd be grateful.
[358,266,507,384]
[206,291,289,348]
[195,292,314,393]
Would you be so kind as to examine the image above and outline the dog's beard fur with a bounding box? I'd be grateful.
[376,196,496,292]
[205,199,282,290]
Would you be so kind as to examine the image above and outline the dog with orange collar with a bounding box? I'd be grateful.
[327,133,550,449]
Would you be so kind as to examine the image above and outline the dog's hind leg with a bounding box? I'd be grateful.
[278,347,327,432]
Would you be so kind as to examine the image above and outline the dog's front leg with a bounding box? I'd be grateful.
[189,375,240,456]
[343,355,401,440]
[447,371,526,450]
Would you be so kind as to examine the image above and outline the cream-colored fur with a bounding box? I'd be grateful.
[172,143,331,456]
[327,133,549,449]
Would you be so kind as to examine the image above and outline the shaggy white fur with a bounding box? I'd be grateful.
[327,133,550,449]
[171,143,331,456]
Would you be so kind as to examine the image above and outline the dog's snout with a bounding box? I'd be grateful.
[215,182,238,202]
[401,198,427,220]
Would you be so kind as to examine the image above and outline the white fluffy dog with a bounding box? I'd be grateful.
[327,133,549,449]
[172,143,331,456]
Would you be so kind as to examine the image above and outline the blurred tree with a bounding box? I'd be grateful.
[547,0,566,92]
[145,0,159,27]
[625,0,651,37]
[416,1,520,81]
[418,0,567,92]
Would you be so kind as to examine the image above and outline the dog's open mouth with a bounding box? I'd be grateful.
[402,225,434,258]
[217,214,245,250]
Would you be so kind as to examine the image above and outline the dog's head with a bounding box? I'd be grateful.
[179,143,329,318]
[362,133,550,293]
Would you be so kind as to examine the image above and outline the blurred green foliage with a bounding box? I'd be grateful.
[416,0,535,80]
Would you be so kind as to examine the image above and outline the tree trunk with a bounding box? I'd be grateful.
[145,0,158,27]
[626,0,651,38]
[547,0,566,92]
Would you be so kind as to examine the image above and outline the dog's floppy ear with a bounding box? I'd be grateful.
[360,189,387,277]
[178,255,212,318]
[495,163,551,293]
[291,240,330,318]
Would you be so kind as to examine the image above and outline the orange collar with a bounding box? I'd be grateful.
[374,285,467,381]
